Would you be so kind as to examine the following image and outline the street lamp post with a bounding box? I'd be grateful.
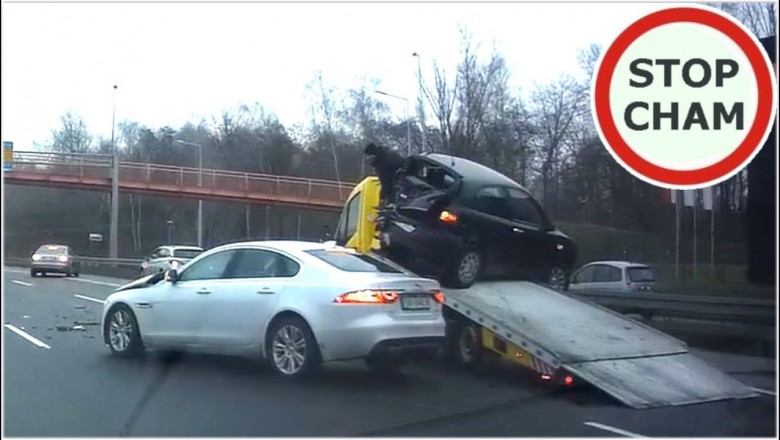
[109,84,119,259]
[375,90,411,155]
[412,52,427,152]
[173,140,203,248]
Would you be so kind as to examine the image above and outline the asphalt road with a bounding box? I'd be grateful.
[3,267,777,437]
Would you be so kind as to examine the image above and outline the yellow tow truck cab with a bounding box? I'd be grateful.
[333,176,382,253]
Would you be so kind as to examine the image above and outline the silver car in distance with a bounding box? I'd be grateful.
[101,240,447,378]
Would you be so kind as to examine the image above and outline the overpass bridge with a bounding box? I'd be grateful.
[3,151,354,212]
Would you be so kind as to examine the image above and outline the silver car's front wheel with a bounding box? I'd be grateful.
[267,317,320,379]
[106,305,144,356]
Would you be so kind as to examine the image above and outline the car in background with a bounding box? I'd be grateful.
[374,153,577,290]
[139,245,203,276]
[103,240,446,379]
[568,261,656,294]
[30,244,81,277]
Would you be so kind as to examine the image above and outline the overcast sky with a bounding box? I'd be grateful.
[1,1,676,150]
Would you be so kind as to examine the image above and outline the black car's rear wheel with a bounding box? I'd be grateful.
[443,249,482,289]
[546,266,569,291]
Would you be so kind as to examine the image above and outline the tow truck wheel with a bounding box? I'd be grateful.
[453,323,483,367]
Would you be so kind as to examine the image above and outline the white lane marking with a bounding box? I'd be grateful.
[66,278,121,287]
[4,267,29,274]
[750,387,777,396]
[74,294,106,305]
[583,422,647,438]
[4,324,51,349]
[11,280,33,287]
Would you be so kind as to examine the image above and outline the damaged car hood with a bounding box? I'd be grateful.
[115,272,165,292]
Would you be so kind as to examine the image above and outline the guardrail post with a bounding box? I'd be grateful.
[179,168,183,186]
[79,157,84,178]
[146,163,151,182]
[276,177,280,194]
[308,180,312,199]
[245,173,249,194]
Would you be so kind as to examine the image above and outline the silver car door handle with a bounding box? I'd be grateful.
[197,290,212,295]
[135,302,153,309]
[257,288,276,295]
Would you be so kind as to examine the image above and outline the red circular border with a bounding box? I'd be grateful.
[594,7,775,186]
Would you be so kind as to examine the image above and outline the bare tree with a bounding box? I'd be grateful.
[48,112,94,153]
[307,71,344,186]
[707,2,776,38]
[530,75,590,212]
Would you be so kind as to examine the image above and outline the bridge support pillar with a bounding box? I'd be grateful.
[109,155,119,259]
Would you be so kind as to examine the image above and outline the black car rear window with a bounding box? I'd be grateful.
[627,267,655,282]
[174,249,202,259]
[306,250,402,273]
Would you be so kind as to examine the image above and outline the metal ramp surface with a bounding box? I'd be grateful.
[563,352,759,409]
[444,281,760,409]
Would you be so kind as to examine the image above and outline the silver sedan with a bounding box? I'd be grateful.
[101,240,446,378]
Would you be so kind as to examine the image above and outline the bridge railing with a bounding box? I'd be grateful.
[11,151,113,181]
[8,151,356,206]
[119,162,353,204]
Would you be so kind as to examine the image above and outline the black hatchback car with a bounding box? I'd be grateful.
[376,153,577,290]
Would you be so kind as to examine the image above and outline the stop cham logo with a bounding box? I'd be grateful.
[592,5,777,189]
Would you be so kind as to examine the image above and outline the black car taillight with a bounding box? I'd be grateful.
[439,210,458,224]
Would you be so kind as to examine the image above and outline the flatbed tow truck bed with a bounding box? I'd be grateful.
[444,281,759,409]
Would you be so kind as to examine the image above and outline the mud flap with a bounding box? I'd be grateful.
[563,352,759,409]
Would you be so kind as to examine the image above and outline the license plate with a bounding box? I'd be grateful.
[401,296,430,310]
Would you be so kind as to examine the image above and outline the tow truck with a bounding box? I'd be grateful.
[332,174,759,409]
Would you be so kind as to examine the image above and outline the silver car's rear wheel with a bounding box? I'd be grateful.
[267,317,321,379]
[106,305,144,356]
[272,325,307,375]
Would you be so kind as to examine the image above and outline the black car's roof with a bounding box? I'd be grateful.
[421,153,527,191]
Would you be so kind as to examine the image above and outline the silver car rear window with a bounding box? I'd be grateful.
[306,250,402,273]
[36,245,67,255]
[627,267,655,282]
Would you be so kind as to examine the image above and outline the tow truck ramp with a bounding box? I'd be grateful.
[444,281,760,409]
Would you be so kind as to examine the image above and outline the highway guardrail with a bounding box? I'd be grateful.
[568,290,775,326]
